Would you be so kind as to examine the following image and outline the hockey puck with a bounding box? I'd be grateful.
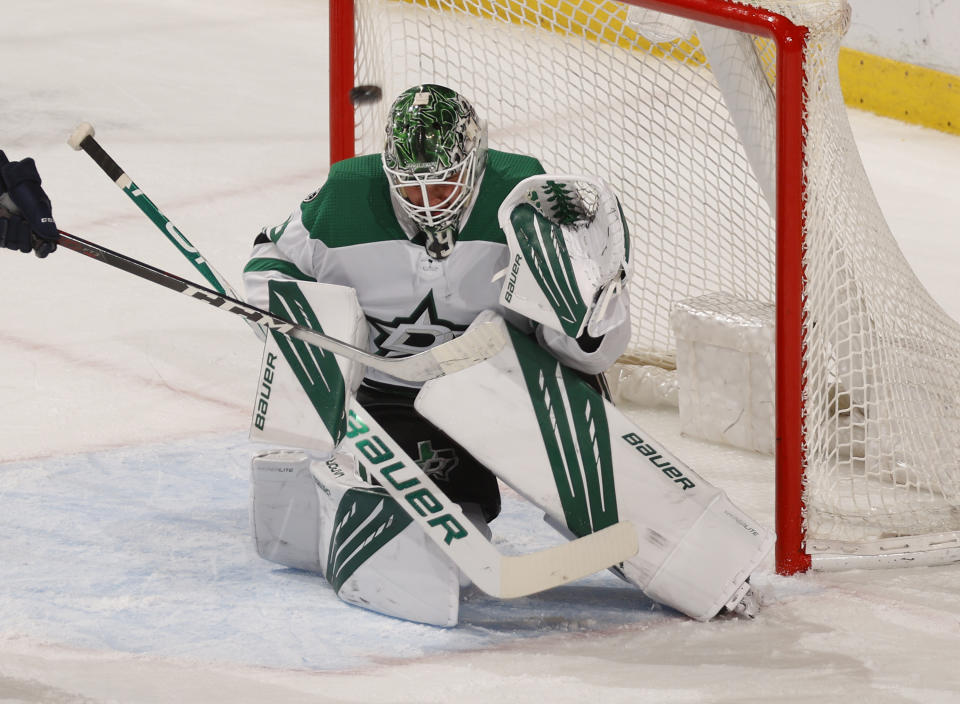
[349,85,383,105]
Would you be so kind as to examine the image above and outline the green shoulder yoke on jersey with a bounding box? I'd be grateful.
[298,151,545,249]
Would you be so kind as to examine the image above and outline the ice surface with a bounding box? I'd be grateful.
[2,1,960,702]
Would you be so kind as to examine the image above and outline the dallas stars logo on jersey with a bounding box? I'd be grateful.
[366,291,468,358]
[415,440,460,482]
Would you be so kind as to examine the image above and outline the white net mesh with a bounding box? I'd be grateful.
[348,0,960,559]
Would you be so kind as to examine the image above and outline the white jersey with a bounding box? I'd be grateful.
[243,151,629,387]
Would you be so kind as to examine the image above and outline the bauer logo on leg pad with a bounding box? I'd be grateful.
[622,433,696,490]
[254,352,277,431]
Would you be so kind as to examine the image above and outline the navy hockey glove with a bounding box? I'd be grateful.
[0,150,58,258]
[0,209,34,253]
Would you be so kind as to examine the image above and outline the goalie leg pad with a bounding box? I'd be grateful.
[414,314,774,620]
[641,491,770,620]
[251,448,461,626]
[312,453,461,627]
[250,449,323,572]
[250,281,368,454]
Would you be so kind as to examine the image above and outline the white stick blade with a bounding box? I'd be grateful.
[492,520,639,599]
[430,316,509,375]
[359,316,510,382]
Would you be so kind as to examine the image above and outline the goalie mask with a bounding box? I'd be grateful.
[382,84,487,260]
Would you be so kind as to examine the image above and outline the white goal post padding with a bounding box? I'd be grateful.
[339,0,960,571]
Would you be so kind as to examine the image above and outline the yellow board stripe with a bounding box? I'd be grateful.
[396,0,959,136]
[839,48,959,136]
[402,0,706,63]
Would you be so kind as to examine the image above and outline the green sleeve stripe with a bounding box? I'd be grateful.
[243,258,316,281]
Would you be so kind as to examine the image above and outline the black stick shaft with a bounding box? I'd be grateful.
[54,229,446,381]
[58,229,325,346]
[78,135,125,183]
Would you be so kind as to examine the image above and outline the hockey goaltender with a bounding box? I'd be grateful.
[0,85,773,627]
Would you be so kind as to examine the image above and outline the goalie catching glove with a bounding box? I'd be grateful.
[497,174,630,340]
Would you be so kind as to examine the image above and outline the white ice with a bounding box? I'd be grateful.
[2,1,960,702]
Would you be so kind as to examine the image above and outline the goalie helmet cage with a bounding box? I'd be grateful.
[328,0,960,574]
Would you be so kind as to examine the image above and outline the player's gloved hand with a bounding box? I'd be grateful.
[0,209,35,253]
[0,150,59,258]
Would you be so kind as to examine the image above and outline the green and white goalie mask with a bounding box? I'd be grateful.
[382,84,487,260]
[497,175,631,339]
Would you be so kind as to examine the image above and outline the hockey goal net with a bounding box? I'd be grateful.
[328,0,960,573]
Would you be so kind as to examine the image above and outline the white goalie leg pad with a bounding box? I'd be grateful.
[415,312,774,621]
[252,447,461,626]
[312,452,461,627]
[640,490,768,619]
[250,281,367,453]
[250,449,323,572]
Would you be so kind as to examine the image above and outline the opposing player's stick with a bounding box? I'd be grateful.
[56,229,506,382]
[344,404,639,598]
[67,122,265,340]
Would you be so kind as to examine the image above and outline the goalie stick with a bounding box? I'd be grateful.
[55,229,506,382]
[66,122,265,340]
[343,403,639,598]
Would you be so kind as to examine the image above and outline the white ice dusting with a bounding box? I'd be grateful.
[1,1,960,703]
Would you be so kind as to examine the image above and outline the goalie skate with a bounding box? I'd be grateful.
[722,580,761,619]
